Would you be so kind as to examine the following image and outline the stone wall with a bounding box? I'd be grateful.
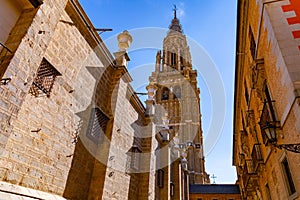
[234,0,300,199]
[100,71,143,200]
[0,0,113,197]
[0,1,160,199]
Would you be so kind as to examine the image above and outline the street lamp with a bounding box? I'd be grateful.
[261,122,300,153]
[262,122,277,143]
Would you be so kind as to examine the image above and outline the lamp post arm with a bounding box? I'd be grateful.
[275,143,300,153]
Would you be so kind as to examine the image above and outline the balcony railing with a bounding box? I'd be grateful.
[242,159,255,187]
[251,144,263,172]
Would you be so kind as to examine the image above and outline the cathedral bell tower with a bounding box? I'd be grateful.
[145,6,210,200]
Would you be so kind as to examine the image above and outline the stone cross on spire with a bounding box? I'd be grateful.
[169,4,182,33]
[173,4,177,19]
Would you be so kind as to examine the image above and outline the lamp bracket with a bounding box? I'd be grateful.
[275,143,300,153]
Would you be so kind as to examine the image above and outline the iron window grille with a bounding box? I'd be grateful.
[86,107,109,144]
[29,58,61,97]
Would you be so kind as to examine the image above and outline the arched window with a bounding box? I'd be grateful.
[161,87,169,100]
[171,52,177,66]
[173,86,181,99]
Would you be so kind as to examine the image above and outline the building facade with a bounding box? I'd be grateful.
[0,0,150,199]
[234,0,300,199]
[0,0,243,199]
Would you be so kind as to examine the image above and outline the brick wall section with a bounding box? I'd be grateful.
[0,0,67,156]
[100,71,141,199]
[0,0,113,197]
[62,140,95,200]
[138,121,158,200]
[80,64,149,200]
[0,0,69,193]
[83,66,118,199]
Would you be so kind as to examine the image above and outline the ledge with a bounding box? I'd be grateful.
[0,181,66,200]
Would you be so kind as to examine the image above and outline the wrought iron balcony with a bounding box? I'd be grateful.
[251,144,263,172]
[242,159,255,187]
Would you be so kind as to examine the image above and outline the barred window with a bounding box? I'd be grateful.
[29,58,61,97]
[86,107,109,144]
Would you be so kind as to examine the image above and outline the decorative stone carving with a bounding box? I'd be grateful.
[250,58,265,100]
[240,130,250,157]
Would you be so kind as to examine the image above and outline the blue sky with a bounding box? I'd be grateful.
[79,0,238,183]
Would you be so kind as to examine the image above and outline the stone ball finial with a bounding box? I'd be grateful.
[117,30,132,51]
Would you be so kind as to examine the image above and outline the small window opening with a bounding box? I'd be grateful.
[29,58,61,97]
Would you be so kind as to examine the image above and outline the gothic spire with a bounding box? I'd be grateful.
[169,5,183,33]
